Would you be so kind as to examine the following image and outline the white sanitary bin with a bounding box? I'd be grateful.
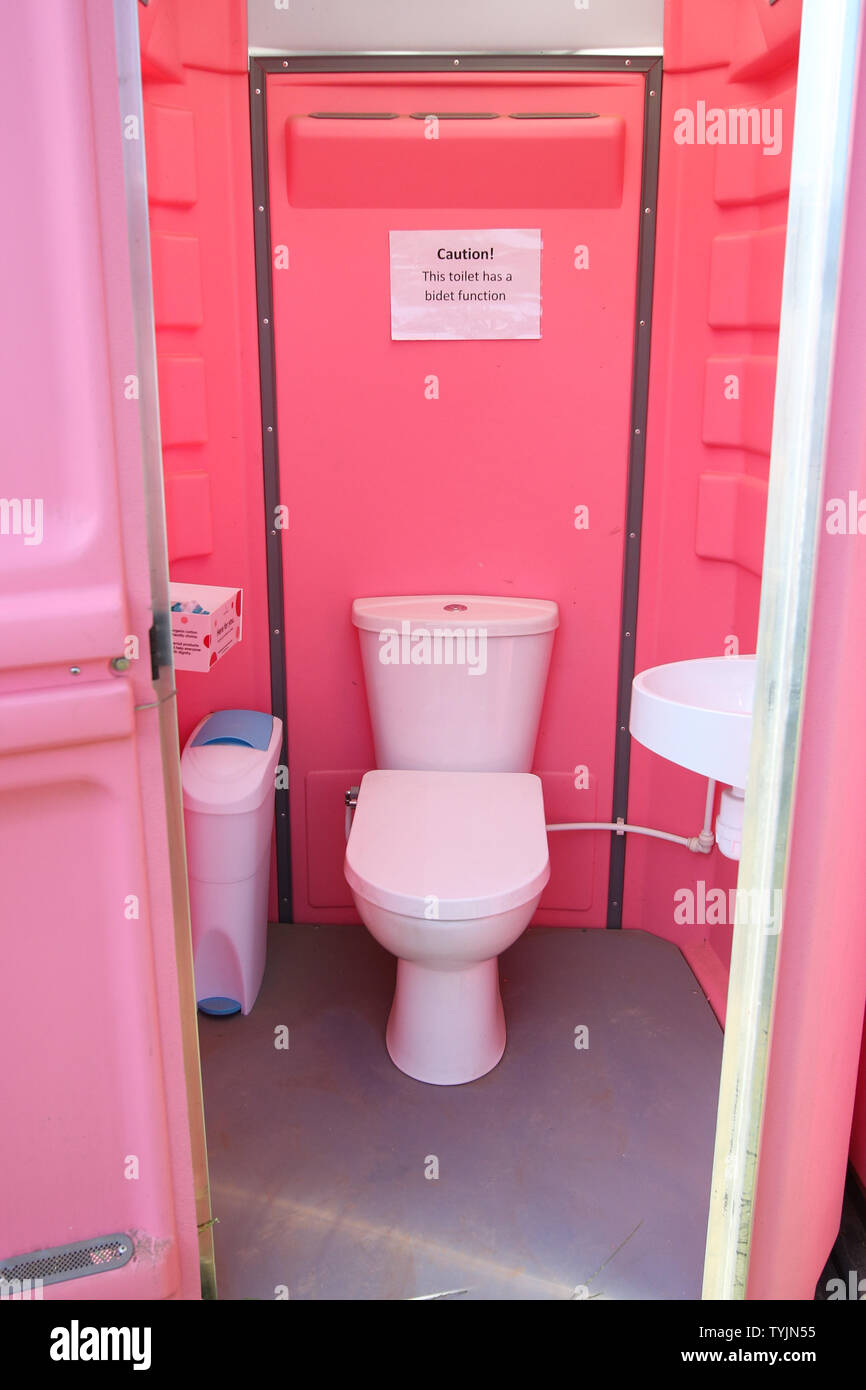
[181,709,282,1015]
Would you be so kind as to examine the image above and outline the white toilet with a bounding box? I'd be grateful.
[344,595,558,1085]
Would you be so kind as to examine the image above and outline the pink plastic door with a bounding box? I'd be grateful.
[0,1,202,1299]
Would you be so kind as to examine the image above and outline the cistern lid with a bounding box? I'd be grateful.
[351,595,559,636]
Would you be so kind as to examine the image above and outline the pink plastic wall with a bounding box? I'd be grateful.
[0,1,199,1297]
[266,71,646,926]
[139,0,275,914]
[135,0,810,970]
[623,0,801,1019]
[139,0,271,751]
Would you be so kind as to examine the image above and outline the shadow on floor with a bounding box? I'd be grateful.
[816,1178,866,1301]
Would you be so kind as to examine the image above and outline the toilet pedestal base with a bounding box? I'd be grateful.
[386,957,506,1085]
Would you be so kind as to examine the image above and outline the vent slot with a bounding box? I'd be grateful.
[308,112,399,120]
[409,112,499,120]
[509,112,600,119]
[0,1234,134,1289]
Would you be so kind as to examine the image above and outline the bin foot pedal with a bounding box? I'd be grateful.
[198,997,242,1016]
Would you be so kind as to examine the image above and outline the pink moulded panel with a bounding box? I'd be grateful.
[150,233,205,329]
[138,0,185,85]
[173,0,248,76]
[695,472,769,577]
[140,0,247,82]
[713,91,795,206]
[0,709,184,1299]
[702,356,778,454]
[157,356,209,445]
[708,227,787,330]
[144,104,198,208]
[163,472,214,561]
[664,0,734,76]
[0,4,133,683]
[727,0,803,84]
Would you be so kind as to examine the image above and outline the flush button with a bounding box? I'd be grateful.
[443,603,468,612]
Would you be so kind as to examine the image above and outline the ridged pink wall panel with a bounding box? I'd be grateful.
[623,0,799,1014]
[139,0,269,708]
[140,0,275,915]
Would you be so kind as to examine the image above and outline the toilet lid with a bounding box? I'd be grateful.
[344,770,550,920]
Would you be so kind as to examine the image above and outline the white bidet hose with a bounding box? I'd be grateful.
[546,778,717,854]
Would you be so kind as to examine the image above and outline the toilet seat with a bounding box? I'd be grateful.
[345,769,550,920]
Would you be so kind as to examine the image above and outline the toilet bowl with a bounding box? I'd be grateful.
[345,769,550,1085]
[346,593,558,1084]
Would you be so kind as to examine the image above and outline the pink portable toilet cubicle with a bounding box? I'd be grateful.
[1,0,853,1304]
[182,710,282,1015]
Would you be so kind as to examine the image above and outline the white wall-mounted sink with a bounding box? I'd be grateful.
[630,655,756,789]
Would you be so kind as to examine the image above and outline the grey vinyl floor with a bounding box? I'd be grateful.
[198,925,723,1301]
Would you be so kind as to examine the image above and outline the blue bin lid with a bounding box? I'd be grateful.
[191,709,274,750]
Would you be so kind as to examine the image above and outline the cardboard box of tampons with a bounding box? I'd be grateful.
[169,583,242,672]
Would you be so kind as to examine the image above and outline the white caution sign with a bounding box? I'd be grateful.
[389,228,542,341]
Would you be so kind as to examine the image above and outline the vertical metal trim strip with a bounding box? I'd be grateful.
[250,58,293,922]
[606,58,662,928]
